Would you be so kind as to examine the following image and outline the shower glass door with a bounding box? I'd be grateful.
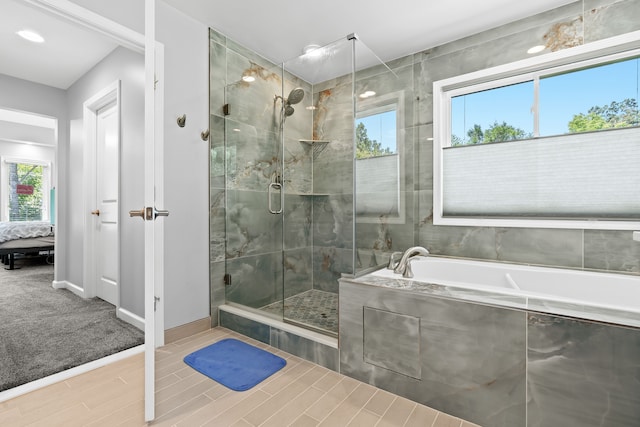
[222,52,285,318]
[278,37,358,336]
[215,31,390,337]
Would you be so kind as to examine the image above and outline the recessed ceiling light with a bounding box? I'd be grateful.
[241,75,255,83]
[232,128,241,132]
[17,30,45,43]
[359,90,376,99]
[527,45,545,54]
[302,44,323,58]
[306,106,317,110]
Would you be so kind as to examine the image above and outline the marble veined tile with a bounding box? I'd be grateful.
[527,313,640,427]
[225,189,282,258]
[339,280,527,427]
[283,195,312,250]
[219,309,270,344]
[314,246,353,293]
[584,0,640,42]
[313,195,353,249]
[225,251,283,309]
[209,40,226,117]
[363,306,421,379]
[271,327,339,371]
[224,120,279,191]
[584,230,640,274]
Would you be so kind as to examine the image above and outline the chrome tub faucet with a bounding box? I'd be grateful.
[394,246,429,278]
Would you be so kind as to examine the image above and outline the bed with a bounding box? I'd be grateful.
[0,221,55,270]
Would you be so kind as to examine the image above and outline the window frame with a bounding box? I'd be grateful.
[355,91,406,224]
[1,156,52,222]
[433,30,640,230]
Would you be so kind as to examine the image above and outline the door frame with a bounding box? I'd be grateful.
[26,0,164,421]
[82,80,121,303]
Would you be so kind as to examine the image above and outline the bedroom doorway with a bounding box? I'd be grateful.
[83,82,121,306]
[0,0,158,405]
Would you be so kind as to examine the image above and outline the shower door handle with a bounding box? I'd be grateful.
[268,182,283,214]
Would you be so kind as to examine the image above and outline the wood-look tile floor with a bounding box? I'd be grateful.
[0,327,481,427]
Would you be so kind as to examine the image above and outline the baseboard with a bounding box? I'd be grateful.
[52,280,85,298]
[117,307,145,331]
[164,317,211,344]
[0,345,144,404]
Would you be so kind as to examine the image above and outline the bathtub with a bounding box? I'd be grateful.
[366,256,640,328]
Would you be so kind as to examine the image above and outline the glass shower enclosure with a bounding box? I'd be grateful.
[212,32,391,336]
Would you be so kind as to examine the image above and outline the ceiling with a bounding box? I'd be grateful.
[0,0,578,91]
[164,0,577,65]
[0,0,118,90]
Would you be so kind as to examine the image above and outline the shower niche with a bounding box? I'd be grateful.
[210,30,396,338]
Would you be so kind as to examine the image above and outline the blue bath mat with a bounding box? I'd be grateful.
[183,338,286,391]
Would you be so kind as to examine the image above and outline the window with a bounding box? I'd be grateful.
[1,158,51,222]
[451,80,534,145]
[355,92,405,223]
[356,108,397,158]
[433,32,640,230]
[451,57,639,145]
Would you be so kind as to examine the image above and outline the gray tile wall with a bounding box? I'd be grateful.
[210,0,640,326]
[219,308,339,371]
[527,313,640,427]
[352,0,640,275]
[340,279,640,427]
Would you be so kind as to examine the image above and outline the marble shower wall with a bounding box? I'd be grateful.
[210,29,359,321]
[309,75,356,293]
[209,29,316,320]
[353,61,417,272]
[351,0,640,275]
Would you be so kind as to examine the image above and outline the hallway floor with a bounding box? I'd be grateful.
[0,327,481,426]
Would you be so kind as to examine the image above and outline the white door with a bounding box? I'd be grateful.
[142,0,166,420]
[83,81,121,304]
[95,102,119,305]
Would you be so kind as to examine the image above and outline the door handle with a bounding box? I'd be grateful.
[91,209,100,216]
[129,208,145,219]
[154,208,169,219]
[129,207,169,220]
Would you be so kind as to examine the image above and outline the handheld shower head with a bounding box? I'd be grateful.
[284,105,295,117]
[275,88,304,120]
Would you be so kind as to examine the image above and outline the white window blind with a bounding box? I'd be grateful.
[442,128,640,219]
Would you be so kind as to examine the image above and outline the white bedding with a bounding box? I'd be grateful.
[0,221,54,243]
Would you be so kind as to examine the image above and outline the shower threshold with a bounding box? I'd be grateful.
[260,289,338,337]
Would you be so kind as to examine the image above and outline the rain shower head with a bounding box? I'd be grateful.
[286,88,305,105]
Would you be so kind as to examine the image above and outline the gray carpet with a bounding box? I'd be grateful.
[0,257,144,391]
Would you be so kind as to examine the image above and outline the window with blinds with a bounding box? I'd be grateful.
[433,32,640,230]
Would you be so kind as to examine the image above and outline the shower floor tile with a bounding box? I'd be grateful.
[260,289,338,335]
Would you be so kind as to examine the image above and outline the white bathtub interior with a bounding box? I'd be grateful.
[368,256,640,327]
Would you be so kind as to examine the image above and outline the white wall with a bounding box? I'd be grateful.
[67,0,211,329]
[69,0,144,34]
[0,74,67,279]
[157,1,210,329]
[66,46,146,316]
[0,141,55,163]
